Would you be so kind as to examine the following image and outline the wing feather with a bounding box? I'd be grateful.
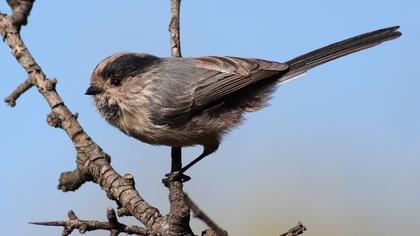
[149,56,288,125]
[192,56,288,107]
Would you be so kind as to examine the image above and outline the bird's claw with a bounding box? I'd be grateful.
[162,171,191,186]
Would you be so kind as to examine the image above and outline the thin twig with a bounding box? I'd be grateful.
[166,2,194,235]
[4,78,33,106]
[184,194,227,236]
[30,209,154,236]
[169,0,182,57]
[279,222,307,236]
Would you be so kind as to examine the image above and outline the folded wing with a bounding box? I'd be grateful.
[149,56,288,125]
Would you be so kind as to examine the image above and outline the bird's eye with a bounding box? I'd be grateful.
[111,78,121,86]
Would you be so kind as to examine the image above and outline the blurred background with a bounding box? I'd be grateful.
[1,0,419,235]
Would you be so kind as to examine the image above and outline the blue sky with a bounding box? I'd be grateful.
[0,1,419,235]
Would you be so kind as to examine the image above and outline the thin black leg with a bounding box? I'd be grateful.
[171,147,182,172]
[179,151,210,174]
[163,147,191,185]
[179,143,218,174]
[163,144,219,184]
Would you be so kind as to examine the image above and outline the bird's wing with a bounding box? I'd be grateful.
[149,56,288,125]
[192,56,288,107]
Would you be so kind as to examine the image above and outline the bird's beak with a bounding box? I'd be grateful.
[85,85,104,95]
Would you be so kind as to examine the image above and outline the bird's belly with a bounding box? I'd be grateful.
[120,107,244,148]
[128,125,217,148]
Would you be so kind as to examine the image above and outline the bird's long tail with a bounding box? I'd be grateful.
[279,26,402,83]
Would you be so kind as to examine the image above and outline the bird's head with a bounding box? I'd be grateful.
[86,52,158,124]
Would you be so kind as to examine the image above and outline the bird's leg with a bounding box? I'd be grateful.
[179,150,211,174]
[163,144,218,184]
[163,147,191,185]
[171,147,182,172]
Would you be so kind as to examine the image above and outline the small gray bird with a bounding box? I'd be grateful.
[86,26,401,182]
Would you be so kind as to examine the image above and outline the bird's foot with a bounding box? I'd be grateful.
[162,171,191,186]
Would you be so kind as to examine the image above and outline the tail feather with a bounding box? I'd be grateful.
[279,26,402,83]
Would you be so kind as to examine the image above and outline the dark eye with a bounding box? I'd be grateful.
[110,78,121,86]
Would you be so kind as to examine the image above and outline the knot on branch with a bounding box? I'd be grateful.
[117,206,131,217]
[47,109,78,130]
[7,0,35,30]
[44,78,57,91]
[12,43,26,60]
[123,173,135,186]
[47,111,62,128]
[57,167,93,192]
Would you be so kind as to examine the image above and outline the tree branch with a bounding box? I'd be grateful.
[169,0,182,57]
[165,2,196,235]
[4,77,33,106]
[184,194,227,236]
[0,3,168,234]
[279,222,307,236]
[30,209,154,236]
[167,181,193,235]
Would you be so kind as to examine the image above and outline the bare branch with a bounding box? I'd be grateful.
[4,77,33,106]
[166,181,194,235]
[166,3,196,235]
[169,0,182,57]
[0,6,168,234]
[279,222,307,236]
[30,209,154,236]
[163,150,194,235]
[184,194,227,236]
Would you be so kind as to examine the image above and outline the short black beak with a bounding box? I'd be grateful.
[85,85,103,95]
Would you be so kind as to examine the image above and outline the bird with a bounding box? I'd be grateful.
[86,26,401,183]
